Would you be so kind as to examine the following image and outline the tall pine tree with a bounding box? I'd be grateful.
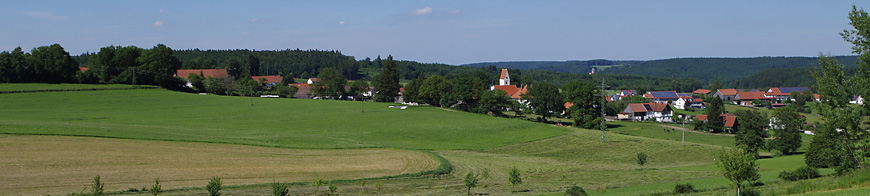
[374,55,400,102]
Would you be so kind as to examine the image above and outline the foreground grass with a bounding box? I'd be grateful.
[0,88,567,150]
[0,83,144,93]
[0,135,437,196]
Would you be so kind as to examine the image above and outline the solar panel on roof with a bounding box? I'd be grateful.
[650,91,677,98]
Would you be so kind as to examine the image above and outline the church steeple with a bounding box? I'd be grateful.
[499,69,510,86]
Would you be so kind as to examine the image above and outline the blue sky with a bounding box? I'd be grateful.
[0,1,863,65]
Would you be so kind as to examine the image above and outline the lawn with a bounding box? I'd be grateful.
[0,135,437,196]
[0,88,567,150]
[609,121,735,147]
[0,83,143,93]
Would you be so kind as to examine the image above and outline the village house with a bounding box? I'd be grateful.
[694,113,737,132]
[674,96,705,110]
[735,91,775,106]
[852,96,865,105]
[307,78,319,84]
[643,91,680,103]
[765,87,810,102]
[618,102,673,122]
[289,83,312,99]
[713,89,739,101]
[175,69,229,87]
[692,89,712,96]
[251,75,283,88]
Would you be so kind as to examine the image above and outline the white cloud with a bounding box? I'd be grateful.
[251,18,259,23]
[157,9,176,14]
[414,7,433,15]
[450,9,461,15]
[21,11,68,20]
[339,21,346,25]
[153,21,164,27]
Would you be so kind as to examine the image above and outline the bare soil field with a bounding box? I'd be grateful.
[0,135,438,196]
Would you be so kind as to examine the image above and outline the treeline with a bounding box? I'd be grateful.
[463,59,643,74]
[466,56,861,87]
[735,67,860,89]
[171,49,362,80]
[0,44,80,83]
[600,56,859,85]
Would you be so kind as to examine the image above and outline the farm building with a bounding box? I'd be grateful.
[175,69,229,87]
[643,91,679,104]
[618,102,673,122]
[251,75,283,87]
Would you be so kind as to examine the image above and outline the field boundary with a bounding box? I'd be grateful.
[0,85,157,94]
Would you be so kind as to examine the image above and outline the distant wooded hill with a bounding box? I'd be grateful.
[461,56,860,87]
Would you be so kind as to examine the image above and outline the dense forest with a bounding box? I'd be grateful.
[465,56,860,87]
[735,66,860,89]
[462,59,643,74]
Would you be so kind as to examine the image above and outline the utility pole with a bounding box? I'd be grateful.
[597,79,610,143]
[681,115,686,146]
[132,67,136,86]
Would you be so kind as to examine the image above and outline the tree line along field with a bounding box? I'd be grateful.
[0,84,854,195]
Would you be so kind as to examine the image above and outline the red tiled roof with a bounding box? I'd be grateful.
[493,85,519,97]
[176,69,228,79]
[695,114,708,121]
[626,102,669,113]
[717,89,738,96]
[78,67,89,72]
[565,102,574,109]
[499,69,508,80]
[736,91,773,100]
[251,75,282,84]
[724,115,736,127]
[693,89,712,94]
[512,85,527,99]
[290,83,310,87]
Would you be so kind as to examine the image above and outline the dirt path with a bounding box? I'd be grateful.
[659,124,734,137]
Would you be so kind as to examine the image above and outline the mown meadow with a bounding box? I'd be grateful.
[0,84,862,195]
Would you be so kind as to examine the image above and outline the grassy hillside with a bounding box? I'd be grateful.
[0,86,567,150]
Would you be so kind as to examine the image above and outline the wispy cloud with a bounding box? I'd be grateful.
[339,21,346,26]
[251,18,259,23]
[157,9,177,14]
[414,7,433,15]
[450,9,461,15]
[153,21,164,27]
[20,11,68,20]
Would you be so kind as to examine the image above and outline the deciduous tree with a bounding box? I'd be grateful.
[523,82,564,120]
[770,106,804,155]
[716,147,760,196]
[734,109,768,156]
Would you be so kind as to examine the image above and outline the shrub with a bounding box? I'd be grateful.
[741,188,761,196]
[91,176,105,196]
[673,183,696,194]
[779,166,821,181]
[150,178,162,196]
[328,183,337,196]
[565,185,588,196]
[207,177,222,196]
[272,183,288,196]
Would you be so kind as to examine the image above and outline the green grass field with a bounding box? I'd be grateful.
[0,87,566,150]
[1,84,863,195]
[0,83,143,93]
